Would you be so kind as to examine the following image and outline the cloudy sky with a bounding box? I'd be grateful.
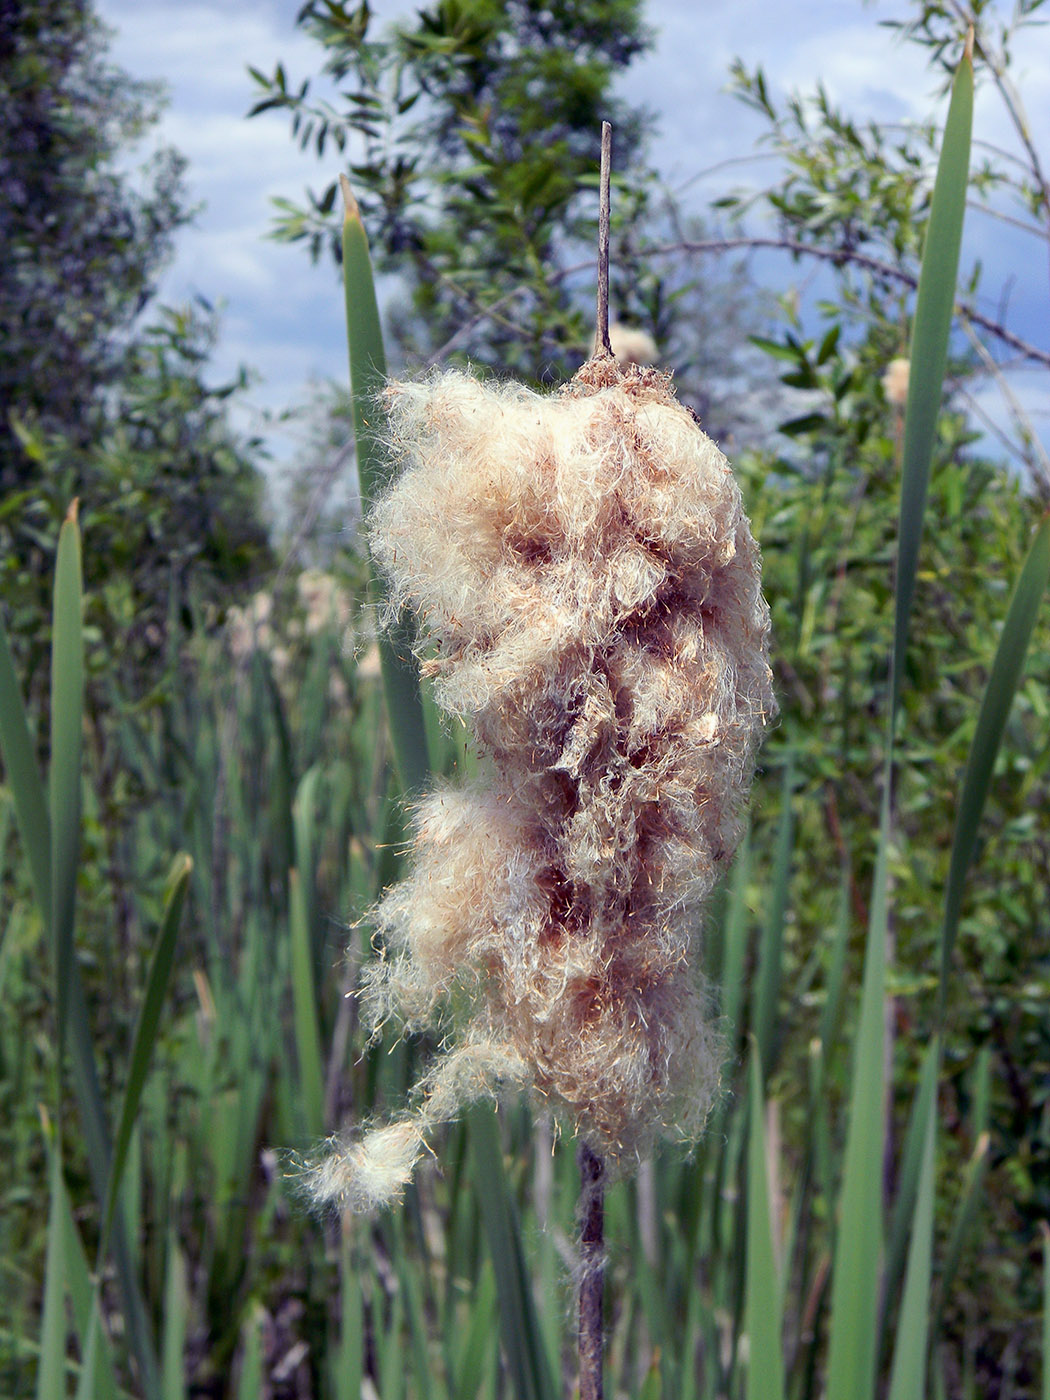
[93,0,1050,474]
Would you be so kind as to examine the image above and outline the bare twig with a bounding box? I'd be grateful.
[422,235,1050,375]
[578,1141,605,1400]
[596,122,613,356]
[644,237,1050,371]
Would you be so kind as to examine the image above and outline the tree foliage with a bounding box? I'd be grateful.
[0,0,185,468]
[251,0,654,379]
[0,0,272,693]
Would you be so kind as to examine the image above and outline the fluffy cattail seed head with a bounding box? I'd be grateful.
[311,355,775,1211]
[882,356,910,406]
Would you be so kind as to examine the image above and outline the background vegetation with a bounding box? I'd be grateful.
[2,0,1048,1396]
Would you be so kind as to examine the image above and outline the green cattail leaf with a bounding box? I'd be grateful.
[50,508,84,1054]
[719,826,751,1044]
[891,37,973,722]
[332,1242,364,1400]
[236,1308,265,1400]
[938,511,1050,1019]
[638,1353,663,1400]
[102,853,192,1245]
[817,872,851,1054]
[290,877,325,1138]
[376,1290,406,1400]
[291,766,326,1137]
[162,1233,189,1400]
[1042,1223,1050,1400]
[341,175,388,509]
[455,1260,497,1400]
[59,1165,120,1399]
[47,512,163,1399]
[468,1104,558,1400]
[37,1143,69,1400]
[71,998,162,1399]
[825,776,890,1400]
[932,1131,990,1342]
[0,615,51,924]
[753,762,794,1080]
[74,1307,109,1400]
[886,1036,939,1400]
[398,1240,435,1400]
[745,1042,786,1400]
[341,176,429,797]
[293,758,322,971]
[882,1034,941,1362]
[970,1046,992,1141]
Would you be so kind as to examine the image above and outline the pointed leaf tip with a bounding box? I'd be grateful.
[965,25,974,62]
[339,174,360,223]
[65,498,79,524]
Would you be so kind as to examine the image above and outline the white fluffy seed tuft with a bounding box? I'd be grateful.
[318,356,775,1210]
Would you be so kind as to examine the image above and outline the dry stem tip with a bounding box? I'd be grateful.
[339,173,360,223]
[596,122,613,358]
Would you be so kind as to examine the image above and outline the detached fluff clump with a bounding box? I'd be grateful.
[309,355,775,1213]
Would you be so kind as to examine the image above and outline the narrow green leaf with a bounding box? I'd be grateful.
[745,1042,786,1400]
[103,854,193,1244]
[817,873,851,1053]
[969,1046,992,1141]
[753,762,794,1080]
[341,177,387,514]
[455,1260,497,1400]
[376,1290,406,1400]
[468,1105,557,1400]
[886,1037,939,1400]
[638,1354,663,1400]
[932,1131,990,1342]
[46,512,162,1400]
[891,39,973,720]
[292,762,322,970]
[290,769,325,1137]
[341,176,429,797]
[0,615,51,922]
[825,778,890,1400]
[162,1234,189,1400]
[236,1308,265,1400]
[37,1143,69,1400]
[289,870,325,1135]
[882,1036,941,1360]
[66,986,161,1399]
[59,1168,120,1399]
[1042,1223,1050,1400]
[938,512,1050,1019]
[332,1241,364,1400]
[398,1241,435,1400]
[50,508,84,1055]
[720,827,751,1044]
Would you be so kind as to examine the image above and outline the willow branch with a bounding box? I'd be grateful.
[645,236,1050,371]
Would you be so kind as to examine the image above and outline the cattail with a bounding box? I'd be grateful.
[882,356,910,406]
[595,322,659,365]
[307,354,775,1212]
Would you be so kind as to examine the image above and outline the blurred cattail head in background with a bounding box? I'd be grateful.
[307,354,775,1212]
[882,356,910,407]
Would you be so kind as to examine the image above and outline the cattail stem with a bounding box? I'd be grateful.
[578,1140,605,1400]
[596,121,613,357]
[578,123,612,1397]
